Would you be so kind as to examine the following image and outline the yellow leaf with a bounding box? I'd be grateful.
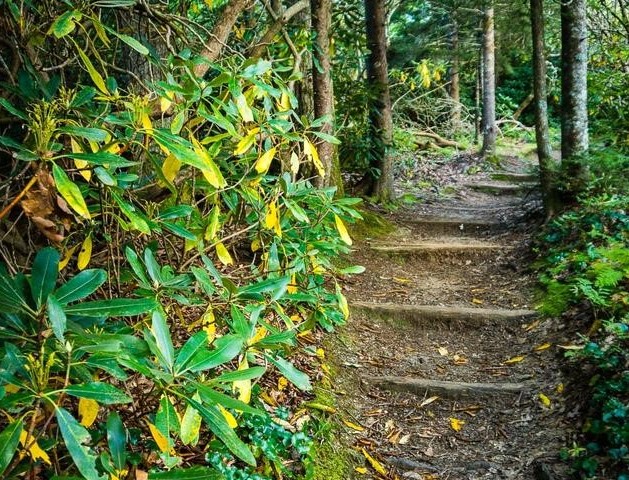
[218,405,238,428]
[160,91,174,113]
[19,430,52,465]
[254,147,276,174]
[503,355,526,364]
[205,206,221,241]
[337,284,349,320]
[290,152,300,175]
[334,214,352,246]
[287,273,297,294]
[249,327,267,346]
[277,376,288,391]
[251,237,261,252]
[419,61,431,89]
[140,111,153,133]
[191,136,226,188]
[279,92,291,111]
[264,200,282,237]
[471,298,484,305]
[59,244,79,271]
[71,138,91,181]
[361,448,387,476]
[449,417,465,432]
[556,383,565,394]
[354,467,368,474]
[161,154,181,184]
[147,422,174,455]
[304,137,325,177]
[79,398,99,427]
[534,343,552,352]
[539,393,551,407]
[316,348,325,360]
[4,384,20,393]
[342,420,365,432]
[77,235,92,271]
[215,242,233,266]
[204,322,216,344]
[233,357,252,404]
[234,93,254,123]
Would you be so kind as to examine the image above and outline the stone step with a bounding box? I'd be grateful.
[400,217,504,237]
[369,241,510,259]
[462,181,539,195]
[351,302,537,329]
[490,172,538,183]
[366,376,531,399]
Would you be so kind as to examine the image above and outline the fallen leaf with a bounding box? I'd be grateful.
[556,383,565,394]
[503,355,526,364]
[471,298,484,305]
[539,393,551,408]
[277,376,288,391]
[437,346,448,356]
[342,419,365,432]
[361,448,387,476]
[398,433,411,444]
[419,396,439,408]
[354,467,368,474]
[523,319,541,331]
[453,354,468,365]
[557,344,584,351]
[393,277,411,284]
[534,342,552,352]
[449,417,465,432]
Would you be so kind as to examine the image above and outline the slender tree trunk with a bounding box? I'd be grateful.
[364,0,394,202]
[561,0,588,195]
[530,0,559,217]
[449,17,462,128]
[480,3,496,158]
[311,0,340,190]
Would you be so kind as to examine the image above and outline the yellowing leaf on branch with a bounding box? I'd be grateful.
[19,430,52,465]
[78,398,99,427]
[71,138,91,181]
[77,234,93,270]
[303,137,325,177]
[233,128,259,156]
[233,357,252,404]
[334,214,352,245]
[161,154,181,184]
[147,422,175,455]
[191,137,226,188]
[503,355,526,365]
[264,200,282,237]
[361,448,387,476]
[205,206,221,241]
[449,417,465,432]
[218,405,238,428]
[52,163,91,220]
[336,283,350,320]
[254,146,276,174]
[234,93,254,123]
[59,244,79,271]
[215,242,233,266]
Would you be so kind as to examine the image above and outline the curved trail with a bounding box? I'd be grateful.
[334,157,574,479]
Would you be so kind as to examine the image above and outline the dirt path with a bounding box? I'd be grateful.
[333,155,576,479]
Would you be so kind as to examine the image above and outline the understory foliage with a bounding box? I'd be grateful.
[536,152,629,479]
[0,1,361,478]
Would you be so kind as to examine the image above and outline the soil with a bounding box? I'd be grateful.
[329,151,580,479]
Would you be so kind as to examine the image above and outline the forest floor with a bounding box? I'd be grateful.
[327,146,580,479]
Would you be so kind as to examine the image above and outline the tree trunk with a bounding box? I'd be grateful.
[364,0,394,202]
[561,0,588,194]
[311,0,340,190]
[530,0,559,217]
[449,17,462,128]
[480,3,496,158]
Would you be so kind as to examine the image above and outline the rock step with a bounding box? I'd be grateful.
[490,171,538,183]
[370,241,510,257]
[351,302,536,329]
[462,181,539,195]
[400,218,504,237]
[366,376,531,399]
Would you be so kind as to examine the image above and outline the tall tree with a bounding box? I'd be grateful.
[448,14,462,128]
[530,0,559,216]
[561,0,588,191]
[480,2,496,158]
[311,0,339,189]
[364,0,394,202]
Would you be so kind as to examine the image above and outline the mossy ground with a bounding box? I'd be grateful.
[350,207,396,241]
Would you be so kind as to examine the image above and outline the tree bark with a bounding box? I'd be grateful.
[449,16,462,128]
[480,3,496,158]
[193,0,253,78]
[530,0,559,217]
[561,0,588,192]
[364,0,394,202]
[310,0,340,190]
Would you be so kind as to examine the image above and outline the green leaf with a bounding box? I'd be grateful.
[186,398,256,466]
[64,298,157,317]
[185,335,243,374]
[30,247,60,308]
[237,276,290,300]
[125,247,150,287]
[47,294,67,342]
[0,98,28,121]
[174,331,208,375]
[55,408,106,480]
[111,32,148,55]
[338,265,366,275]
[144,249,163,285]
[48,10,82,38]
[59,126,109,142]
[52,163,90,220]
[266,355,311,391]
[65,382,132,404]
[0,273,29,313]
[209,366,266,385]
[151,310,174,371]
[155,395,180,437]
[148,466,223,480]
[228,305,252,339]
[59,151,137,168]
[106,412,127,471]
[195,384,264,416]
[162,222,197,241]
[55,269,106,304]
[0,420,23,476]
[309,130,341,145]
[75,44,109,95]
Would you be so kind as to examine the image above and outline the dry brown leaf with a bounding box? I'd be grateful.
[398,433,411,445]
[471,298,484,305]
[419,396,439,408]
[437,346,449,356]
[523,319,541,332]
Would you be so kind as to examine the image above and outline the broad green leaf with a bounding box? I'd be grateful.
[338,265,366,275]
[75,45,109,95]
[55,408,106,480]
[151,310,174,371]
[106,412,127,470]
[186,397,256,466]
[110,191,150,234]
[266,355,311,391]
[310,129,341,145]
[174,331,208,374]
[148,466,223,480]
[185,335,243,373]
[0,420,22,476]
[55,269,106,304]
[228,305,252,339]
[59,126,108,142]
[65,382,132,404]
[155,395,180,437]
[162,222,197,241]
[180,397,202,447]
[59,151,137,168]
[48,10,81,38]
[52,163,90,220]
[0,273,29,313]
[144,250,163,285]
[47,295,67,342]
[195,384,264,416]
[0,98,28,121]
[124,247,150,287]
[209,366,266,385]
[237,276,290,301]
[64,298,158,317]
[111,31,148,55]
[157,205,194,220]
[30,247,60,308]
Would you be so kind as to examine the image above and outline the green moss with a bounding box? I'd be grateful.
[350,208,396,240]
